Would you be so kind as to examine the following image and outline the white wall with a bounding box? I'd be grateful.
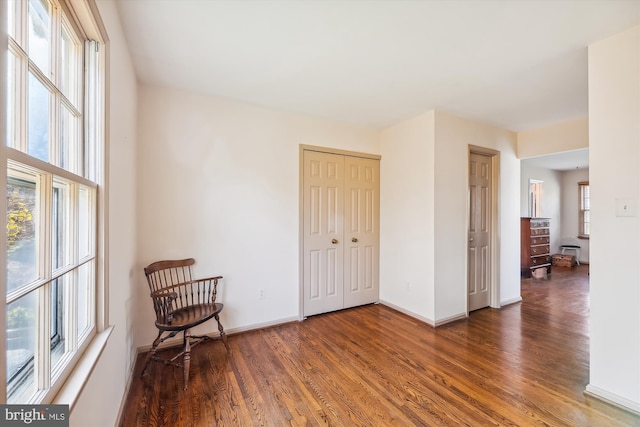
[561,168,590,263]
[433,111,521,316]
[69,1,138,426]
[379,111,436,322]
[519,163,562,256]
[135,85,380,348]
[587,25,640,411]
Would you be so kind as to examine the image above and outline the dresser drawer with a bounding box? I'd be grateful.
[531,236,549,245]
[530,227,549,236]
[531,219,550,228]
[530,244,550,256]
[531,255,551,266]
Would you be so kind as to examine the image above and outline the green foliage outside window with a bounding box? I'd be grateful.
[7,306,34,329]
[6,186,35,253]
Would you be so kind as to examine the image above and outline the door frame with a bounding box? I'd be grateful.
[467,145,501,313]
[299,145,381,320]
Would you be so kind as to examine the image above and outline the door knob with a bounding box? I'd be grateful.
[352,237,358,243]
[331,239,338,244]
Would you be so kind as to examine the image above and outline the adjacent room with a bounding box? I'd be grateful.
[1,1,640,425]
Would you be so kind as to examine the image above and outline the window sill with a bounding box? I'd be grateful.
[52,325,114,410]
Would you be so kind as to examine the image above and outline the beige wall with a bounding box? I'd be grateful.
[379,111,436,321]
[70,1,139,425]
[587,25,640,411]
[517,116,588,159]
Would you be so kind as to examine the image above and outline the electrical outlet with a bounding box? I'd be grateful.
[258,288,266,299]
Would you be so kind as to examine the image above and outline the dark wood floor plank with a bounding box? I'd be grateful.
[121,265,640,426]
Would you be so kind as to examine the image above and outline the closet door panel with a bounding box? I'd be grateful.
[303,151,344,316]
[343,156,379,308]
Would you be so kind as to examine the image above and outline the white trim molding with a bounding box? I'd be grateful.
[379,300,468,327]
[500,297,523,307]
[585,384,640,415]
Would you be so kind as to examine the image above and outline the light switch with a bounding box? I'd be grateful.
[616,198,636,217]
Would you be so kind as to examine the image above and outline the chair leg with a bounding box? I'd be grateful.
[183,329,191,390]
[214,313,230,352]
[141,330,163,377]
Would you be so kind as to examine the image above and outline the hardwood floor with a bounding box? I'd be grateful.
[120,265,640,426]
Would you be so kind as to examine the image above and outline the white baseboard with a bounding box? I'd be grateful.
[500,296,522,307]
[379,300,468,327]
[585,384,640,415]
[379,300,436,326]
[434,312,468,327]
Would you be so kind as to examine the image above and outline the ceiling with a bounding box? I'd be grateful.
[114,0,640,131]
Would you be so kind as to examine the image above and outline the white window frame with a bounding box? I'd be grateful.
[578,181,590,239]
[1,0,109,405]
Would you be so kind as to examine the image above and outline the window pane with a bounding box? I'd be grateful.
[28,0,50,76]
[8,0,15,39]
[51,276,69,371]
[52,179,70,270]
[584,211,590,235]
[60,25,79,107]
[77,261,94,341]
[78,186,91,258]
[7,175,38,293]
[6,52,16,148]
[60,105,79,173]
[6,292,37,403]
[28,72,50,162]
[583,186,590,210]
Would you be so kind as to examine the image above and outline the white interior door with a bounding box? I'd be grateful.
[343,156,380,308]
[303,149,380,317]
[303,151,344,317]
[468,152,492,311]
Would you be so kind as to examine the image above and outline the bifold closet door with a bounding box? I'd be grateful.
[303,150,379,317]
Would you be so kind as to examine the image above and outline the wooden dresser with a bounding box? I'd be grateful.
[521,217,551,278]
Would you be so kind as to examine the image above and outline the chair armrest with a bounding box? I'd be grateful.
[191,276,223,304]
[193,275,223,282]
[151,290,178,299]
[151,290,178,324]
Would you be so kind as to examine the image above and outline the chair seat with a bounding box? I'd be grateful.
[156,302,224,331]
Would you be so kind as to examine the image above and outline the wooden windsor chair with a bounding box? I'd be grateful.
[140,258,229,389]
